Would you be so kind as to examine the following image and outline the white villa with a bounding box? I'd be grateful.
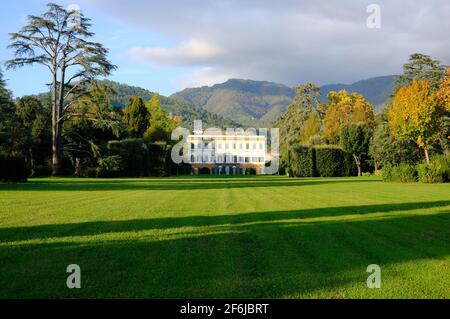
[187,129,267,175]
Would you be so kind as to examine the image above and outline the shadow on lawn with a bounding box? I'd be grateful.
[1,200,449,243]
[0,210,449,298]
[0,176,381,191]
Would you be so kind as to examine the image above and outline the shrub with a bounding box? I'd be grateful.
[0,155,29,182]
[289,145,315,177]
[96,156,123,178]
[108,139,149,177]
[395,164,418,183]
[148,143,169,177]
[32,164,52,177]
[417,155,449,183]
[381,165,394,182]
[315,146,353,177]
[246,168,257,175]
[85,167,98,178]
[383,164,417,183]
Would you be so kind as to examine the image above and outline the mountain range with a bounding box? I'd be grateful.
[33,80,238,129]
[34,76,396,128]
[172,76,396,126]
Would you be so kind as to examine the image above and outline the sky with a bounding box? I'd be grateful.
[0,0,449,98]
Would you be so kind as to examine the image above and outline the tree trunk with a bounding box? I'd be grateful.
[424,147,430,165]
[51,65,64,176]
[52,122,63,176]
[51,62,66,176]
[353,154,362,177]
[74,157,81,176]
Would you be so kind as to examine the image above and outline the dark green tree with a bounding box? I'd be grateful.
[123,96,148,138]
[6,3,116,175]
[15,96,52,168]
[395,53,446,91]
[144,94,179,143]
[340,122,372,177]
[63,83,122,175]
[0,69,17,155]
[275,82,323,168]
[369,113,422,169]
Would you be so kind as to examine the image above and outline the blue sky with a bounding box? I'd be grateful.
[0,0,195,97]
[1,0,449,98]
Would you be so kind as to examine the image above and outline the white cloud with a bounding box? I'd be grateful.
[130,38,223,66]
[176,67,233,89]
[81,0,450,89]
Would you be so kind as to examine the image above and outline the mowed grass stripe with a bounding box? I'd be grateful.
[0,176,449,298]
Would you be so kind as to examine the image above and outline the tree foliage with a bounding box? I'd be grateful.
[395,53,447,91]
[0,69,16,154]
[63,83,122,175]
[15,96,52,167]
[275,82,323,167]
[340,122,372,176]
[369,116,421,170]
[388,79,446,164]
[323,90,374,144]
[299,112,321,144]
[123,96,148,138]
[144,94,180,143]
[6,3,116,175]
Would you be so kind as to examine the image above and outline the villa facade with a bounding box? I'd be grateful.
[187,130,267,175]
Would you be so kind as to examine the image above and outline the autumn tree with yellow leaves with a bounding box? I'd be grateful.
[388,79,447,164]
[323,90,375,144]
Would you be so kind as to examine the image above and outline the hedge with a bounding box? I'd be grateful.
[0,155,29,182]
[105,139,172,177]
[148,143,170,177]
[315,146,355,177]
[107,139,150,177]
[288,145,356,178]
[289,145,316,177]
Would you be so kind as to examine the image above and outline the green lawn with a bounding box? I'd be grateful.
[0,176,449,298]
